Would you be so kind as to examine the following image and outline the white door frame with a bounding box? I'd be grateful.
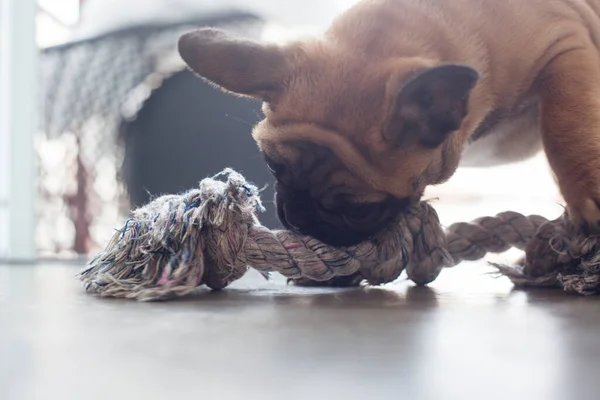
[0,0,38,261]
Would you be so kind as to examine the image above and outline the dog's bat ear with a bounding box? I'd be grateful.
[178,28,290,101]
[383,64,479,148]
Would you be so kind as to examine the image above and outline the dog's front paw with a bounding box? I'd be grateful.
[565,194,600,235]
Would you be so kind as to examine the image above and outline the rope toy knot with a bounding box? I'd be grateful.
[80,169,600,301]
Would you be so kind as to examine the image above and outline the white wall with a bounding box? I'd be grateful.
[73,0,360,40]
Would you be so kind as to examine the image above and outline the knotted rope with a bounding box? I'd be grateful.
[79,169,600,301]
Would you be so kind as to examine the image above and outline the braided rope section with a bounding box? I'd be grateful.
[79,169,600,301]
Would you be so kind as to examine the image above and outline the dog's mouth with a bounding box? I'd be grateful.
[275,188,415,246]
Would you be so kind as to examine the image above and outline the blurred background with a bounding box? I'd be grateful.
[0,0,563,263]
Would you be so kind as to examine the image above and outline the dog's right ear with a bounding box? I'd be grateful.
[178,28,290,102]
[383,64,479,148]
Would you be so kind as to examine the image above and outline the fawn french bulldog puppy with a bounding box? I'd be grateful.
[178,0,600,247]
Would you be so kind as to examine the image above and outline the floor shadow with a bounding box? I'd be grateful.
[163,282,442,311]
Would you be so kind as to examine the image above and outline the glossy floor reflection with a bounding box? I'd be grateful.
[1,263,600,400]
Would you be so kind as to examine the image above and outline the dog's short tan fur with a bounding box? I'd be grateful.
[179,0,600,244]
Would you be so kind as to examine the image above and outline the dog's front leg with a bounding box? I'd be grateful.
[538,44,600,233]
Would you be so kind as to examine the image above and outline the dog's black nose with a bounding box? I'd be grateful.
[274,183,417,246]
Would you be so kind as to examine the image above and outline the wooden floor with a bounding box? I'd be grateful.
[3,155,599,400]
[1,262,600,400]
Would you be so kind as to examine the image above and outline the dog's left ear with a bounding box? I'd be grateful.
[178,28,291,101]
[383,64,479,148]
